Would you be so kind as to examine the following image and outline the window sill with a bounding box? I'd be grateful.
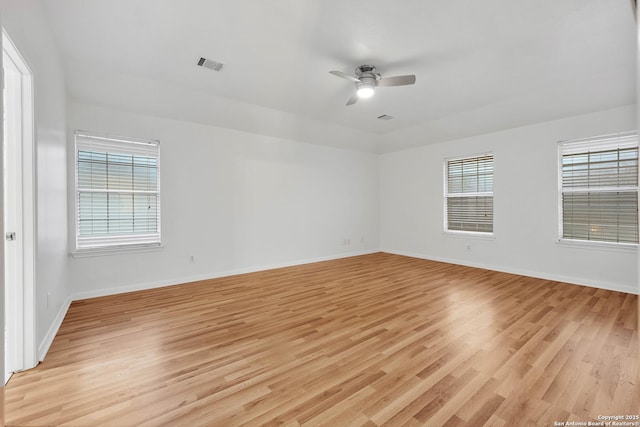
[70,244,164,258]
[442,231,495,240]
[556,239,638,253]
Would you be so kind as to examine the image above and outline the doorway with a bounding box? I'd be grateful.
[3,30,35,385]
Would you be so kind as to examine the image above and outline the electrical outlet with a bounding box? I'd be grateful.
[188,255,195,263]
[466,244,471,251]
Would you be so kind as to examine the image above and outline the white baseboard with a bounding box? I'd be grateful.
[38,296,72,362]
[71,247,637,301]
[71,249,380,301]
[381,249,639,295]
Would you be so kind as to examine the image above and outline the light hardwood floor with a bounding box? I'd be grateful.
[5,253,639,426]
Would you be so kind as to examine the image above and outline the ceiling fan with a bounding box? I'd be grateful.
[329,64,416,106]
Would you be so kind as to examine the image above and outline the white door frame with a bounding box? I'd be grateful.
[3,29,36,383]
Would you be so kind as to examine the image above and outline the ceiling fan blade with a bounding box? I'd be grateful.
[330,70,360,83]
[346,93,359,106]
[377,75,416,87]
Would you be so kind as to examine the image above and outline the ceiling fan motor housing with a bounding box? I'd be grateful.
[355,65,381,82]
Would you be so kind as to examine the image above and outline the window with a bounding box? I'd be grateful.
[74,131,161,251]
[445,154,494,234]
[559,132,638,245]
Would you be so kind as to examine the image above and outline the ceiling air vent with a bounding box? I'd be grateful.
[197,57,224,72]
[377,114,394,120]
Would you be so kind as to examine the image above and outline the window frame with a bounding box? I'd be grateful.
[72,130,162,256]
[443,152,494,236]
[557,131,638,248]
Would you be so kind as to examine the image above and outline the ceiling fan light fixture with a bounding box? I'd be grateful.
[356,83,375,99]
[329,64,415,106]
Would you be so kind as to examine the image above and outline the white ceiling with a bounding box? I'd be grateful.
[41,0,636,152]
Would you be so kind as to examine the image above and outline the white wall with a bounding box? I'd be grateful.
[0,0,70,357]
[380,105,638,294]
[67,102,379,299]
[0,5,4,420]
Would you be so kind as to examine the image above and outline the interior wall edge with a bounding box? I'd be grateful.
[37,296,71,362]
[382,248,639,296]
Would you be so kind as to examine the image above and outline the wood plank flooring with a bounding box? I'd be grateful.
[5,253,639,426]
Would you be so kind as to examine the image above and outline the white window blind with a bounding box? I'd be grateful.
[559,131,638,244]
[445,154,494,233]
[74,131,161,250]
